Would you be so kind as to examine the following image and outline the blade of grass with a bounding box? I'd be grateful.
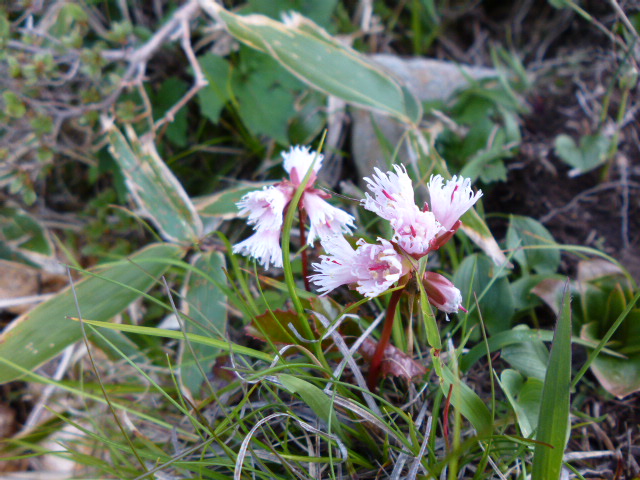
[532,281,572,480]
[67,318,273,362]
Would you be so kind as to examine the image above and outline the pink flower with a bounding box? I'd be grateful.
[303,192,355,244]
[236,186,289,232]
[427,175,483,232]
[310,236,411,298]
[362,165,482,256]
[282,145,323,186]
[233,146,354,268]
[362,165,443,257]
[362,165,417,222]
[233,229,283,269]
[423,271,463,313]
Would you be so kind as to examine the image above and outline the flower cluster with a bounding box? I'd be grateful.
[310,164,482,313]
[233,146,355,268]
[233,144,482,314]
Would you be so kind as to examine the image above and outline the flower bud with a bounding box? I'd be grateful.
[423,271,463,313]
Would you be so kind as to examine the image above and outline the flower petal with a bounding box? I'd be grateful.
[309,235,359,295]
[282,146,323,186]
[232,229,283,269]
[362,164,415,221]
[236,186,289,232]
[303,192,355,244]
[427,175,482,231]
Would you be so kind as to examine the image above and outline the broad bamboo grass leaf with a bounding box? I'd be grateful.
[105,121,203,244]
[178,251,228,399]
[0,206,54,260]
[0,243,184,384]
[532,282,572,480]
[199,2,421,125]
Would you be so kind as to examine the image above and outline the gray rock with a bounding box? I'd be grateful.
[351,55,498,178]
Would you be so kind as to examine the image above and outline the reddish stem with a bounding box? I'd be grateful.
[367,288,404,390]
[298,205,311,292]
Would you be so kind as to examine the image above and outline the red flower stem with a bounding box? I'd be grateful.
[298,205,311,292]
[367,288,404,390]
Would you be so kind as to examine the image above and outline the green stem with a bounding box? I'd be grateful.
[367,288,404,390]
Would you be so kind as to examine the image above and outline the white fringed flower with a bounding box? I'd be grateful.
[233,145,354,269]
[362,165,416,221]
[236,186,289,232]
[390,206,443,256]
[427,175,483,231]
[310,236,410,298]
[282,145,324,186]
[363,164,444,257]
[309,235,360,295]
[303,192,355,244]
[423,271,463,313]
[232,229,283,269]
[351,238,410,297]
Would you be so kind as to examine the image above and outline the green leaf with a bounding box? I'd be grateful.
[0,206,54,258]
[150,78,189,147]
[460,325,622,373]
[553,133,610,175]
[532,283,572,480]
[453,254,515,334]
[506,215,560,274]
[3,91,26,118]
[65,318,273,362]
[179,251,228,398]
[0,243,185,384]
[581,319,640,398]
[417,260,441,350]
[232,66,295,143]
[105,122,203,243]
[501,326,549,381]
[499,369,543,438]
[202,4,421,124]
[196,53,231,124]
[279,374,344,439]
[438,363,492,434]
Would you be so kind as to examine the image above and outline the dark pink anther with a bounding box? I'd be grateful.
[423,202,429,212]
[410,225,417,237]
[382,189,396,201]
[368,264,387,272]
